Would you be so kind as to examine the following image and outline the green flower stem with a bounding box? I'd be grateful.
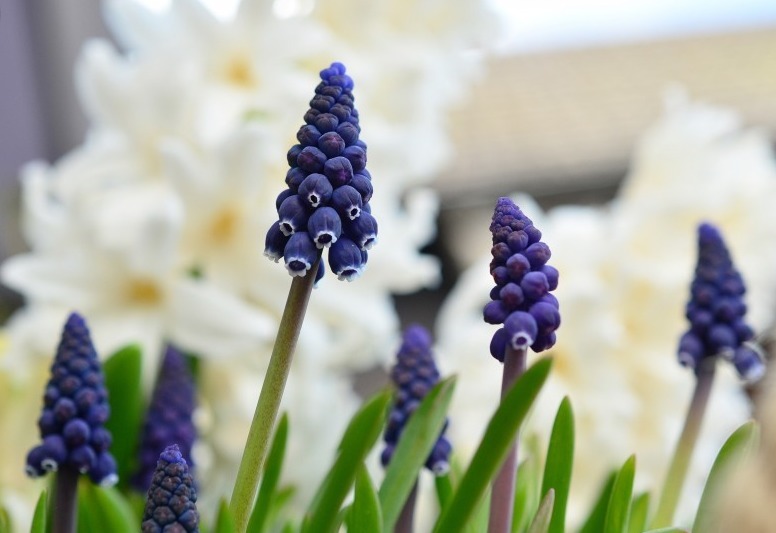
[488,345,527,533]
[230,255,321,532]
[652,360,716,529]
[396,481,418,533]
[52,466,79,533]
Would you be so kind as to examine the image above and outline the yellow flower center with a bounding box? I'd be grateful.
[127,279,163,305]
[210,207,240,243]
[225,55,256,87]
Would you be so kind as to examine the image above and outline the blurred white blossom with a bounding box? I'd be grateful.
[0,0,495,525]
[438,93,776,526]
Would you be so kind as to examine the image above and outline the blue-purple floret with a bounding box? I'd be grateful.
[264,62,377,282]
[678,223,764,381]
[132,346,197,492]
[141,444,199,533]
[25,312,118,486]
[485,198,560,361]
[382,325,452,475]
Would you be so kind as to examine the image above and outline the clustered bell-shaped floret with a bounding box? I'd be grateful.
[132,346,197,492]
[381,325,452,475]
[141,445,199,533]
[484,198,560,361]
[264,62,377,283]
[678,223,764,381]
[25,312,118,486]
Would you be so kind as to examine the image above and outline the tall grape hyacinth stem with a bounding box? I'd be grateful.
[396,482,418,533]
[230,256,320,531]
[652,361,716,528]
[53,467,79,533]
[488,346,527,533]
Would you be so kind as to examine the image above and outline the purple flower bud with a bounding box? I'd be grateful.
[345,211,378,250]
[296,146,327,173]
[285,167,307,191]
[69,444,96,474]
[382,326,451,475]
[332,185,363,221]
[343,145,366,172]
[275,188,295,210]
[141,445,199,533]
[63,419,91,447]
[529,302,561,333]
[90,452,118,487]
[531,332,557,352]
[284,232,319,277]
[523,242,551,268]
[732,345,765,382]
[505,253,531,281]
[520,271,549,300]
[297,124,321,146]
[489,328,508,362]
[307,207,342,249]
[491,242,512,264]
[286,144,303,167]
[336,122,359,145]
[328,237,364,281]
[323,156,354,188]
[349,174,373,203]
[264,221,289,262]
[278,195,310,236]
[678,332,703,368]
[483,300,510,325]
[318,131,346,158]
[541,265,559,291]
[504,311,538,349]
[314,113,339,133]
[40,435,68,471]
[298,173,333,209]
[708,324,737,355]
[499,283,524,310]
[507,230,529,253]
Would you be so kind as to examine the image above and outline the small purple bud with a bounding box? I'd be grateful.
[332,185,363,221]
[520,271,549,300]
[489,328,507,362]
[278,195,310,236]
[330,103,352,122]
[314,113,339,133]
[69,445,97,473]
[343,145,366,172]
[491,242,512,264]
[531,332,557,352]
[529,301,561,333]
[90,453,118,487]
[504,311,538,349]
[275,188,295,210]
[63,419,91,447]
[284,232,319,277]
[525,225,542,244]
[286,144,303,167]
[708,324,737,355]
[348,174,373,203]
[323,156,354,188]
[483,300,509,325]
[732,345,765,382]
[678,332,704,368]
[285,167,307,191]
[345,211,378,250]
[310,94,335,112]
[328,237,364,281]
[336,122,359,145]
[499,283,524,310]
[541,265,559,291]
[297,124,321,146]
[40,435,68,471]
[264,221,289,262]
[505,254,531,282]
[296,146,327,173]
[492,266,510,286]
[307,207,342,249]
[318,131,346,157]
[298,173,333,209]
[523,242,551,268]
[507,230,529,253]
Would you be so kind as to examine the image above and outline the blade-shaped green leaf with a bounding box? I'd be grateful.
[694,420,759,533]
[433,357,553,533]
[248,413,289,533]
[642,528,689,533]
[379,377,456,531]
[628,492,650,533]
[512,435,543,533]
[435,473,454,511]
[29,490,47,533]
[303,389,392,533]
[579,471,616,533]
[214,498,237,533]
[77,481,138,533]
[526,489,555,533]
[350,464,383,532]
[103,344,144,489]
[541,397,574,533]
[604,455,636,533]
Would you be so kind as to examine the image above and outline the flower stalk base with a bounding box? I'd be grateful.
[53,466,79,533]
[230,255,321,532]
[488,346,527,533]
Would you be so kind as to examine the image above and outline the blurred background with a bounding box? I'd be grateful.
[3,0,776,324]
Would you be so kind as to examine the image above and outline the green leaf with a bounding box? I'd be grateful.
[303,389,392,533]
[642,528,689,533]
[526,489,555,533]
[628,492,650,533]
[540,397,574,533]
[604,455,636,533]
[434,473,454,511]
[248,414,289,533]
[29,490,47,533]
[77,481,138,533]
[379,377,456,531]
[433,357,553,533]
[103,344,144,489]
[214,499,237,533]
[579,471,616,533]
[694,420,759,533]
[512,435,543,533]
[349,464,383,532]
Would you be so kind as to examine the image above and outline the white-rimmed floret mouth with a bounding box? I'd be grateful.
[285,259,311,277]
[510,332,533,349]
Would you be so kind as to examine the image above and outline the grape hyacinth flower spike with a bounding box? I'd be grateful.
[264,61,377,282]
[233,62,374,532]
[484,197,560,533]
[141,444,199,533]
[382,325,452,533]
[132,345,197,492]
[653,222,765,528]
[25,312,117,533]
